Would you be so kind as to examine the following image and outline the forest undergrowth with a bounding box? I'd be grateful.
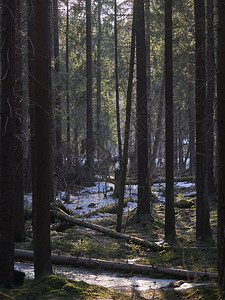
[8,182,223,299]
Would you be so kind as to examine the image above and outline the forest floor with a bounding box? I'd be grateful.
[3,180,224,299]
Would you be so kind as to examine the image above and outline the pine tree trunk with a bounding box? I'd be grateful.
[194,0,213,245]
[165,0,176,242]
[136,0,152,224]
[217,0,225,289]
[86,0,95,181]
[0,0,16,288]
[14,0,25,242]
[53,0,63,171]
[114,0,122,167]
[206,0,215,202]
[96,0,102,148]
[32,0,53,278]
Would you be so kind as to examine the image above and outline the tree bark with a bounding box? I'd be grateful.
[206,0,215,202]
[14,0,25,242]
[194,0,213,245]
[14,249,217,281]
[32,0,53,278]
[165,0,176,242]
[0,0,16,288]
[217,0,225,289]
[135,0,152,224]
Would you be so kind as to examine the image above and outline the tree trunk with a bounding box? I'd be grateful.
[0,0,16,288]
[135,0,152,224]
[217,0,225,289]
[66,0,70,148]
[114,0,122,167]
[14,0,25,242]
[150,75,165,175]
[96,0,102,148]
[32,0,53,278]
[206,0,215,202]
[86,0,95,181]
[165,0,176,243]
[14,249,217,281]
[194,0,213,245]
[145,0,152,170]
[53,0,63,171]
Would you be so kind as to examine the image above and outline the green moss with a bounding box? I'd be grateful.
[0,275,129,300]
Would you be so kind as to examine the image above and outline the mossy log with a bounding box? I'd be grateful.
[14,249,217,281]
[51,207,161,251]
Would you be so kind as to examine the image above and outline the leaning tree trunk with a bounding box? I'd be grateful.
[217,0,225,289]
[0,0,16,288]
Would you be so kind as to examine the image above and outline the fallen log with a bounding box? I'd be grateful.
[51,207,161,251]
[14,249,217,281]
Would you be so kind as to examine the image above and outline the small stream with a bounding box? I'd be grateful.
[14,262,204,292]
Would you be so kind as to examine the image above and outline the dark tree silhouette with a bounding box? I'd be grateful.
[217,0,225,289]
[32,0,53,278]
[14,0,25,242]
[0,0,16,288]
[194,0,213,245]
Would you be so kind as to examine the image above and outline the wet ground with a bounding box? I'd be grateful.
[15,262,204,293]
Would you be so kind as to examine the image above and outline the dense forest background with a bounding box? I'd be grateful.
[1,0,225,297]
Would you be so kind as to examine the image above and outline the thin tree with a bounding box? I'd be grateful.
[96,0,102,148]
[145,0,152,170]
[165,0,176,242]
[86,0,95,181]
[66,0,70,146]
[194,0,213,245]
[115,0,122,166]
[206,0,215,202]
[136,0,153,224]
[53,0,63,170]
[32,0,53,278]
[0,0,16,288]
[217,0,225,289]
[116,1,136,232]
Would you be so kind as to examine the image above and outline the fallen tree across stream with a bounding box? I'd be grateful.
[14,249,217,281]
[51,207,161,251]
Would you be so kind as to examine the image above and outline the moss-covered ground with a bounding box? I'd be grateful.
[7,181,221,299]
